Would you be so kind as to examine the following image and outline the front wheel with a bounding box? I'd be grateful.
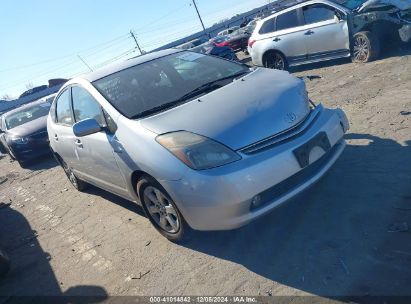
[137,176,189,242]
[352,31,380,63]
[264,51,288,70]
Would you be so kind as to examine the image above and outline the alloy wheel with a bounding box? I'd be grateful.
[353,36,369,62]
[267,53,285,70]
[62,161,78,188]
[143,186,180,233]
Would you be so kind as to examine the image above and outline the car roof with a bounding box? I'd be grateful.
[259,0,344,21]
[80,48,183,83]
[2,99,50,118]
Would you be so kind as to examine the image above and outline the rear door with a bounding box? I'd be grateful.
[51,88,78,168]
[258,9,308,63]
[71,85,127,195]
[302,3,350,59]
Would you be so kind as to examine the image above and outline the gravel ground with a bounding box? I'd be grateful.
[0,44,410,299]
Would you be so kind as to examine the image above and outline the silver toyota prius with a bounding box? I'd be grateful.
[47,49,349,241]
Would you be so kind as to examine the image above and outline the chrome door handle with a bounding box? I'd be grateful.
[273,37,281,42]
[304,30,314,35]
[74,139,83,148]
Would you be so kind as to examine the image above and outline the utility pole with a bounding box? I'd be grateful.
[191,0,209,37]
[77,55,93,72]
[130,30,143,55]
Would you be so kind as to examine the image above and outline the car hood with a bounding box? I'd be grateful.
[6,116,47,137]
[358,0,411,11]
[141,68,310,150]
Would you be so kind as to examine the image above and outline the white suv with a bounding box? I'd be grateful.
[248,0,411,69]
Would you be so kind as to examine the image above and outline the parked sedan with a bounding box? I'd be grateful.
[191,42,238,61]
[0,100,51,166]
[48,49,349,242]
[217,26,240,36]
[213,28,251,52]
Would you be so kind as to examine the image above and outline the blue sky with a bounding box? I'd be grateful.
[0,0,269,99]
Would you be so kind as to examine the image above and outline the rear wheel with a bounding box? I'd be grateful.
[137,176,189,242]
[352,31,380,63]
[60,158,87,191]
[264,51,288,70]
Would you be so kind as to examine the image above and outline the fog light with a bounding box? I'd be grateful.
[251,195,262,209]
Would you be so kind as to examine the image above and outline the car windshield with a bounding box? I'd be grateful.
[5,103,51,130]
[338,0,367,9]
[93,51,249,119]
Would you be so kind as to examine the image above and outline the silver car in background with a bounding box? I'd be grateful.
[47,49,349,241]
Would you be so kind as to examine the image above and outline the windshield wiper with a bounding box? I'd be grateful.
[131,101,185,119]
[131,70,249,119]
[177,71,249,102]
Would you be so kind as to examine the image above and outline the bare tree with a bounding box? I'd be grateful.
[25,82,34,90]
[1,94,14,101]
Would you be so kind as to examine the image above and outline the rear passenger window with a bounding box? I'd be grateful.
[303,4,336,24]
[56,89,73,125]
[259,17,276,34]
[276,10,299,31]
[72,86,105,126]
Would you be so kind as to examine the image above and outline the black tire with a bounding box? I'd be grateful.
[60,158,87,191]
[0,248,10,278]
[263,51,288,70]
[17,160,27,168]
[137,176,190,242]
[352,31,380,63]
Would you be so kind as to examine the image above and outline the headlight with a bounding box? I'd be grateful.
[11,137,28,144]
[156,131,241,170]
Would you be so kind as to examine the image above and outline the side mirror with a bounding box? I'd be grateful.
[73,118,102,137]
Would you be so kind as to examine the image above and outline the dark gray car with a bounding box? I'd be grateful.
[0,100,51,166]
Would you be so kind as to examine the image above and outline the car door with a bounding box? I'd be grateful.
[302,3,350,59]
[71,85,127,195]
[0,118,8,154]
[258,9,308,63]
[52,88,78,169]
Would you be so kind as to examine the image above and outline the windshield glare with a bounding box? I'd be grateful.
[339,0,367,9]
[5,103,51,130]
[93,52,249,119]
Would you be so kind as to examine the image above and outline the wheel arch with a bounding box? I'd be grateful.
[131,170,156,199]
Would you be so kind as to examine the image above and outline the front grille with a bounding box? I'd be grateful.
[239,107,320,155]
[29,131,48,140]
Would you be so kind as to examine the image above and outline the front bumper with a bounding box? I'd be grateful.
[8,139,51,162]
[248,46,263,67]
[161,106,348,231]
